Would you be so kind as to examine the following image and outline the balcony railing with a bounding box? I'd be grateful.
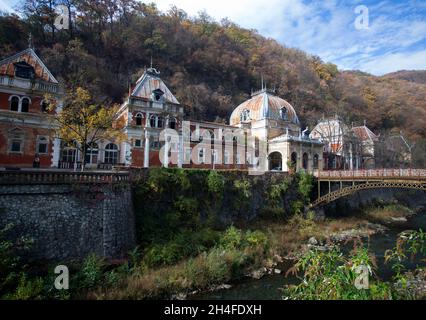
[0,75,59,94]
[0,170,130,185]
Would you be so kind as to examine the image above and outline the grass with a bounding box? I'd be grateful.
[88,245,266,300]
[364,204,414,224]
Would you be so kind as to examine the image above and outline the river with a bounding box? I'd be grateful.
[193,210,426,300]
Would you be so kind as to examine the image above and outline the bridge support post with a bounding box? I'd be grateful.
[328,180,331,194]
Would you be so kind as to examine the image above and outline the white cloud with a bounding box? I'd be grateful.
[358,50,426,75]
[0,0,14,12]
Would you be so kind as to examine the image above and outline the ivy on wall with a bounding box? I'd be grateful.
[133,169,314,246]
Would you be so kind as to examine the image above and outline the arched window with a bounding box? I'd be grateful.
[150,115,156,127]
[105,143,119,164]
[240,109,250,122]
[303,153,309,170]
[280,107,288,120]
[157,116,164,128]
[313,154,319,169]
[291,152,298,169]
[21,98,30,113]
[149,115,164,128]
[85,143,99,164]
[169,117,177,129]
[41,101,49,113]
[135,113,143,126]
[269,152,282,171]
[10,96,19,112]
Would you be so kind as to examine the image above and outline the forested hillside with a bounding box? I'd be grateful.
[1,0,425,141]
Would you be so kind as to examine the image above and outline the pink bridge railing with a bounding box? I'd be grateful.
[317,169,426,179]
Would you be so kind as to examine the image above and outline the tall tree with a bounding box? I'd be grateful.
[48,87,125,171]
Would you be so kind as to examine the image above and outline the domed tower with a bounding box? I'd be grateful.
[230,87,323,173]
[230,88,301,140]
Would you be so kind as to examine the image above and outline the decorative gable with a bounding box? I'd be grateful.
[0,48,58,84]
[131,67,179,104]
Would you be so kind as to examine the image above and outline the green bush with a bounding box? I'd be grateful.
[8,274,44,300]
[245,230,268,249]
[143,229,222,268]
[143,243,182,267]
[220,226,243,250]
[76,254,106,291]
[207,171,225,195]
[0,224,33,298]
[283,247,393,300]
[233,179,252,199]
[219,227,268,251]
[291,200,305,215]
[297,171,313,201]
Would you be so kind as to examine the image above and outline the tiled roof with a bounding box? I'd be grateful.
[0,48,58,84]
[230,90,299,125]
[352,126,378,142]
[131,68,180,104]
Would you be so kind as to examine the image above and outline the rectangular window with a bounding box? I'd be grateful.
[36,136,49,154]
[62,149,76,163]
[10,140,22,153]
[134,139,142,148]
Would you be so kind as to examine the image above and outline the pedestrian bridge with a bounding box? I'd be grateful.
[310,169,426,208]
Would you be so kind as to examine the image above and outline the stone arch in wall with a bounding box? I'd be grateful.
[291,152,298,169]
[303,152,309,170]
[269,151,282,171]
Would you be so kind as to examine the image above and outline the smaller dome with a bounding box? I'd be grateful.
[230,90,299,126]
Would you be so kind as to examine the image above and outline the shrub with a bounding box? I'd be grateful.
[297,171,313,201]
[233,179,252,199]
[245,230,268,249]
[0,224,33,298]
[143,243,182,267]
[283,247,392,300]
[291,200,305,215]
[76,254,106,291]
[207,171,225,195]
[220,226,243,250]
[8,274,43,300]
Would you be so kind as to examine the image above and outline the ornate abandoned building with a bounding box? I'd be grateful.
[115,67,324,172]
[0,46,379,172]
[310,118,379,170]
[0,47,63,169]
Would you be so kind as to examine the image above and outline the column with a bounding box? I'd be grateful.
[51,138,61,168]
[163,136,169,168]
[144,130,150,168]
[178,131,183,168]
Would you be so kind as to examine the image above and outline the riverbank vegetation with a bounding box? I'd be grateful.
[283,230,426,300]
[1,169,425,300]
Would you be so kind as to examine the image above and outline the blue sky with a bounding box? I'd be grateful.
[1,0,425,75]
